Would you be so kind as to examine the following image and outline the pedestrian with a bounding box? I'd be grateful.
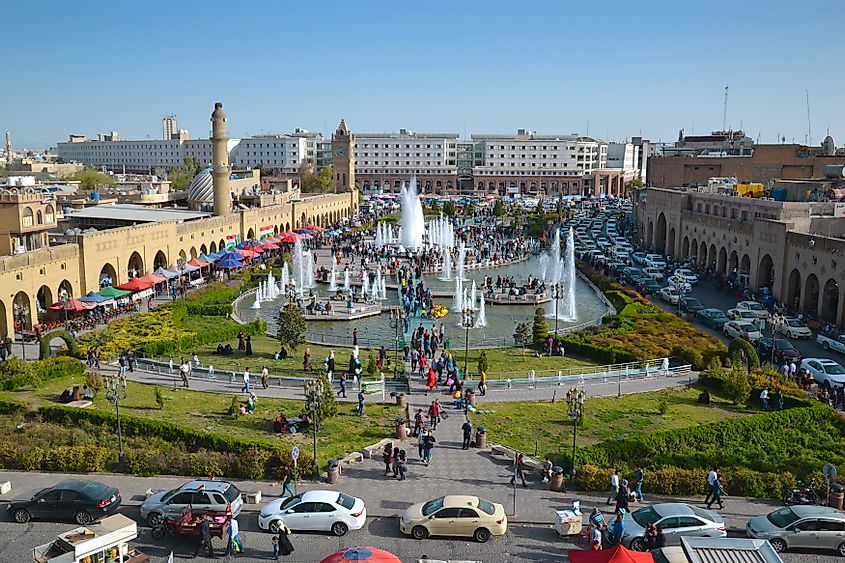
[338,372,347,398]
[422,429,436,465]
[461,418,472,450]
[245,335,253,355]
[704,466,719,505]
[261,366,269,389]
[225,515,241,558]
[706,476,725,510]
[610,510,625,546]
[479,370,487,396]
[509,452,527,487]
[275,520,295,558]
[281,464,295,498]
[428,400,438,430]
[590,521,603,550]
[242,367,251,393]
[398,449,407,481]
[759,388,769,411]
[417,426,427,461]
[356,390,365,416]
[634,465,644,502]
[303,348,312,371]
[383,442,393,476]
[607,469,620,505]
[391,446,401,477]
[352,327,358,346]
[194,514,214,557]
[179,360,190,388]
[615,479,630,513]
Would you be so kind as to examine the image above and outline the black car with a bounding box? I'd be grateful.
[8,479,121,525]
[695,308,729,329]
[680,296,705,313]
[636,278,661,295]
[756,337,801,364]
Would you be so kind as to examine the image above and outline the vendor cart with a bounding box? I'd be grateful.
[32,513,149,563]
[150,505,229,541]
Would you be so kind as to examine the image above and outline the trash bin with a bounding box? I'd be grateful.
[550,465,566,492]
[830,483,844,510]
[475,426,487,449]
[327,459,340,484]
[395,393,406,408]
[395,418,407,439]
[466,389,477,407]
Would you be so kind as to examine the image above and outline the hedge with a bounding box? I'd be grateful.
[0,356,84,391]
[553,337,638,365]
[39,330,81,359]
[728,338,761,369]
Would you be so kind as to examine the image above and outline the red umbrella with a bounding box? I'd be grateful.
[116,278,154,292]
[49,298,95,312]
[188,257,209,268]
[236,248,260,259]
[569,545,655,563]
[137,272,167,284]
[320,547,401,563]
[304,224,323,231]
[279,233,302,243]
[260,242,280,250]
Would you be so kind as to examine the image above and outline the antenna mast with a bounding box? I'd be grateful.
[722,85,729,131]
[806,90,812,146]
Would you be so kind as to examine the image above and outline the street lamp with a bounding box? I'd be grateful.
[14,309,27,360]
[551,283,561,336]
[304,379,324,480]
[106,374,127,470]
[770,315,785,367]
[566,387,586,482]
[461,307,476,378]
[389,307,402,380]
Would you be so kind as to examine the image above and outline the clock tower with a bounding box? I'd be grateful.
[331,119,355,193]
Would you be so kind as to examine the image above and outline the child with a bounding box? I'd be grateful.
[398,449,407,481]
[272,535,280,559]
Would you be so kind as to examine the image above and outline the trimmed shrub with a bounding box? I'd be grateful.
[728,338,760,370]
[0,356,84,391]
[39,330,81,359]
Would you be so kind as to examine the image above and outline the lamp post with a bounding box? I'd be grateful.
[14,309,27,360]
[461,307,476,378]
[770,315,784,367]
[552,283,561,336]
[304,379,324,480]
[106,374,127,470]
[389,307,401,380]
[566,387,586,482]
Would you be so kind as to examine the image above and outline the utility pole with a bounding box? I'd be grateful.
[722,85,729,132]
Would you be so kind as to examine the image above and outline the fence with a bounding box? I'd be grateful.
[479,360,693,390]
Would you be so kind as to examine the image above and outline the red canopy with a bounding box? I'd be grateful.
[137,272,167,284]
[116,278,154,292]
[569,545,655,563]
[260,242,280,250]
[236,249,259,259]
[279,233,302,243]
[188,257,209,268]
[320,546,401,563]
[304,224,323,231]
[49,299,95,312]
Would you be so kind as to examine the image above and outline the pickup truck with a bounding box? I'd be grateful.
[816,333,845,354]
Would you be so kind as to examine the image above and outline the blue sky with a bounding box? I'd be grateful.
[3,0,844,149]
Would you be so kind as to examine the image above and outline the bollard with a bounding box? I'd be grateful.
[830,484,844,510]
[395,393,406,408]
[475,426,487,448]
[327,459,340,484]
[395,418,407,440]
[550,465,566,492]
[466,389,477,407]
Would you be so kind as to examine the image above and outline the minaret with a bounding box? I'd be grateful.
[4,130,11,165]
[210,102,231,216]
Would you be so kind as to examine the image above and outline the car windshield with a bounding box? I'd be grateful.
[822,363,845,375]
[786,320,803,327]
[775,341,795,351]
[279,495,301,510]
[337,493,356,510]
[738,323,756,331]
[477,498,496,515]
[685,299,701,306]
[740,311,755,318]
[80,482,112,500]
[766,507,799,528]
[222,484,241,503]
[632,506,661,527]
[746,303,764,310]
[422,497,445,516]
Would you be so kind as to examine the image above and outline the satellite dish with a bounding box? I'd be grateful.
[823,463,838,481]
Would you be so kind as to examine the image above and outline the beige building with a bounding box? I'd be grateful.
[634,186,845,326]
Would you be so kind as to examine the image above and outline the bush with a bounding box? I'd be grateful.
[0,356,84,391]
[723,362,752,405]
[43,446,110,473]
[238,447,272,480]
[478,350,489,375]
[85,369,104,393]
[39,330,81,359]
[316,372,339,422]
[728,338,760,369]
[532,307,549,347]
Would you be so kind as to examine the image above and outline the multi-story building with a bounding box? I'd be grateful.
[0,176,58,255]
[230,135,308,173]
[162,115,178,140]
[662,129,755,157]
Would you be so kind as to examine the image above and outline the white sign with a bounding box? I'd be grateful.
[291,446,300,461]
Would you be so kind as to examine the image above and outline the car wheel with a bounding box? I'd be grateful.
[412,526,429,540]
[474,528,491,543]
[13,509,30,523]
[630,537,645,551]
[823,341,830,350]
[769,538,786,553]
[331,521,349,537]
[837,541,845,557]
[74,510,93,525]
[269,519,282,534]
[146,512,163,527]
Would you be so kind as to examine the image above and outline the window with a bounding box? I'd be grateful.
[422,498,444,516]
[337,493,356,510]
[818,520,845,531]
[170,492,194,504]
[291,502,317,513]
[677,517,703,528]
[794,520,820,532]
[658,517,682,529]
[41,490,63,502]
[22,206,34,227]
[434,508,462,519]
[459,508,480,518]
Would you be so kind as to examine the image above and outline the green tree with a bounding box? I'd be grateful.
[513,322,532,358]
[167,156,203,191]
[492,200,505,217]
[631,177,645,188]
[302,165,333,193]
[67,168,115,191]
[443,200,457,217]
[429,200,441,215]
[535,200,544,216]
[277,302,306,351]
[723,359,752,405]
[532,307,549,347]
[464,201,477,216]
[315,372,339,421]
[513,206,525,229]
[365,352,378,376]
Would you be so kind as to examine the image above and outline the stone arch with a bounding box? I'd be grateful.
[0,299,7,338]
[757,254,774,289]
[127,251,143,278]
[803,273,819,314]
[699,241,707,265]
[99,263,117,287]
[739,254,751,284]
[655,213,667,253]
[219,239,226,251]
[690,238,698,261]
[200,244,208,256]
[246,228,255,240]
[153,250,168,269]
[22,206,33,226]
[717,247,728,274]
[12,291,33,330]
[36,209,43,225]
[681,236,690,259]
[37,285,53,314]
[58,280,73,301]
[209,241,217,253]
[667,227,676,257]
[708,244,717,268]
[821,279,839,322]
[39,330,80,360]
[729,250,739,274]
[285,222,291,232]
[189,246,198,259]
[178,249,187,261]
[786,269,801,311]
[646,220,654,248]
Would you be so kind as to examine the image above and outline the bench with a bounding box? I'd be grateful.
[66,400,93,409]
[362,437,393,459]
[340,451,364,465]
[490,443,544,472]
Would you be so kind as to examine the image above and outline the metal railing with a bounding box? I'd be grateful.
[481,362,693,389]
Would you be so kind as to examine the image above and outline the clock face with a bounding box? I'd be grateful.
[336,147,347,157]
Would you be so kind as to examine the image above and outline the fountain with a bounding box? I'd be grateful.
[251,286,262,309]
[470,279,477,310]
[304,250,315,288]
[399,177,425,250]
[343,268,350,291]
[477,293,487,327]
[292,239,307,296]
[361,272,370,299]
[453,278,464,311]
[440,250,452,281]
[561,227,577,321]
[370,272,380,301]
[544,226,578,321]
[329,262,337,291]
[380,274,387,300]
[281,263,290,295]
[538,254,549,282]
[457,243,466,281]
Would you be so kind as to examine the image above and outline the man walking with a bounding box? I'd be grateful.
[356,390,365,416]
[422,430,436,465]
[634,465,644,502]
[242,367,251,393]
[461,418,472,449]
[509,452,527,487]
[706,475,725,510]
[607,469,620,505]
[179,360,190,388]
[338,372,347,398]
[281,464,295,498]
[704,466,719,505]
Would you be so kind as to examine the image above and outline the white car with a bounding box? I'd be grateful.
[726,308,759,322]
[641,267,665,282]
[666,277,692,293]
[723,320,762,342]
[800,358,845,390]
[673,268,699,284]
[659,287,681,305]
[736,301,770,320]
[258,490,366,537]
[778,318,813,339]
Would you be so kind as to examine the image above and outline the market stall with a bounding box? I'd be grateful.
[32,514,149,563]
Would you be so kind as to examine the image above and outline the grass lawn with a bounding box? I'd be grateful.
[7,375,401,463]
[469,387,747,464]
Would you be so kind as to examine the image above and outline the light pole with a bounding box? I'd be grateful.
[566,387,586,482]
[552,283,561,336]
[106,374,127,470]
[14,309,27,361]
[770,315,784,367]
[304,379,324,480]
[462,307,476,378]
[389,307,401,380]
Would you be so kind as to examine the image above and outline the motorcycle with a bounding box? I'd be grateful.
[782,480,819,505]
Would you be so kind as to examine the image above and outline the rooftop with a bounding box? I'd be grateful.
[64,204,209,223]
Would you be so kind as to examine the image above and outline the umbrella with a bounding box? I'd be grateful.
[199,252,217,264]
[116,278,154,292]
[49,298,95,312]
[320,547,401,563]
[216,257,244,269]
[168,263,199,275]
[98,286,132,299]
[137,272,167,284]
[188,257,209,268]
[220,251,244,261]
[569,545,655,563]
[264,235,281,243]
[295,229,313,235]
[304,224,323,231]
[154,267,179,280]
[279,233,302,243]
[238,240,263,249]
[79,291,114,305]
[236,248,260,259]
[260,242,280,250]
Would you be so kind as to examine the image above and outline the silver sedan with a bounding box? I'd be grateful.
[746,505,845,556]
[622,503,726,551]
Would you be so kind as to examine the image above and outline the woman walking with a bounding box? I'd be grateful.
[273,520,294,559]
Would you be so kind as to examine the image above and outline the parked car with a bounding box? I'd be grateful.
[680,297,705,314]
[642,267,665,282]
[622,503,726,551]
[632,252,648,265]
[659,287,681,305]
[755,338,801,364]
[672,268,699,285]
[637,278,662,295]
[141,479,243,527]
[817,333,845,354]
[666,277,692,293]
[777,318,812,339]
[726,308,759,322]
[736,301,771,320]
[746,505,845,555]
[400,495,507,543]
[696,308,729,330]
[724,320,762,342]
[7,479,121,525]
[799,358,845,390]
[258,490,366,536]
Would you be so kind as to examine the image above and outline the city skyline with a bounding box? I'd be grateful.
[3,0,844,149]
